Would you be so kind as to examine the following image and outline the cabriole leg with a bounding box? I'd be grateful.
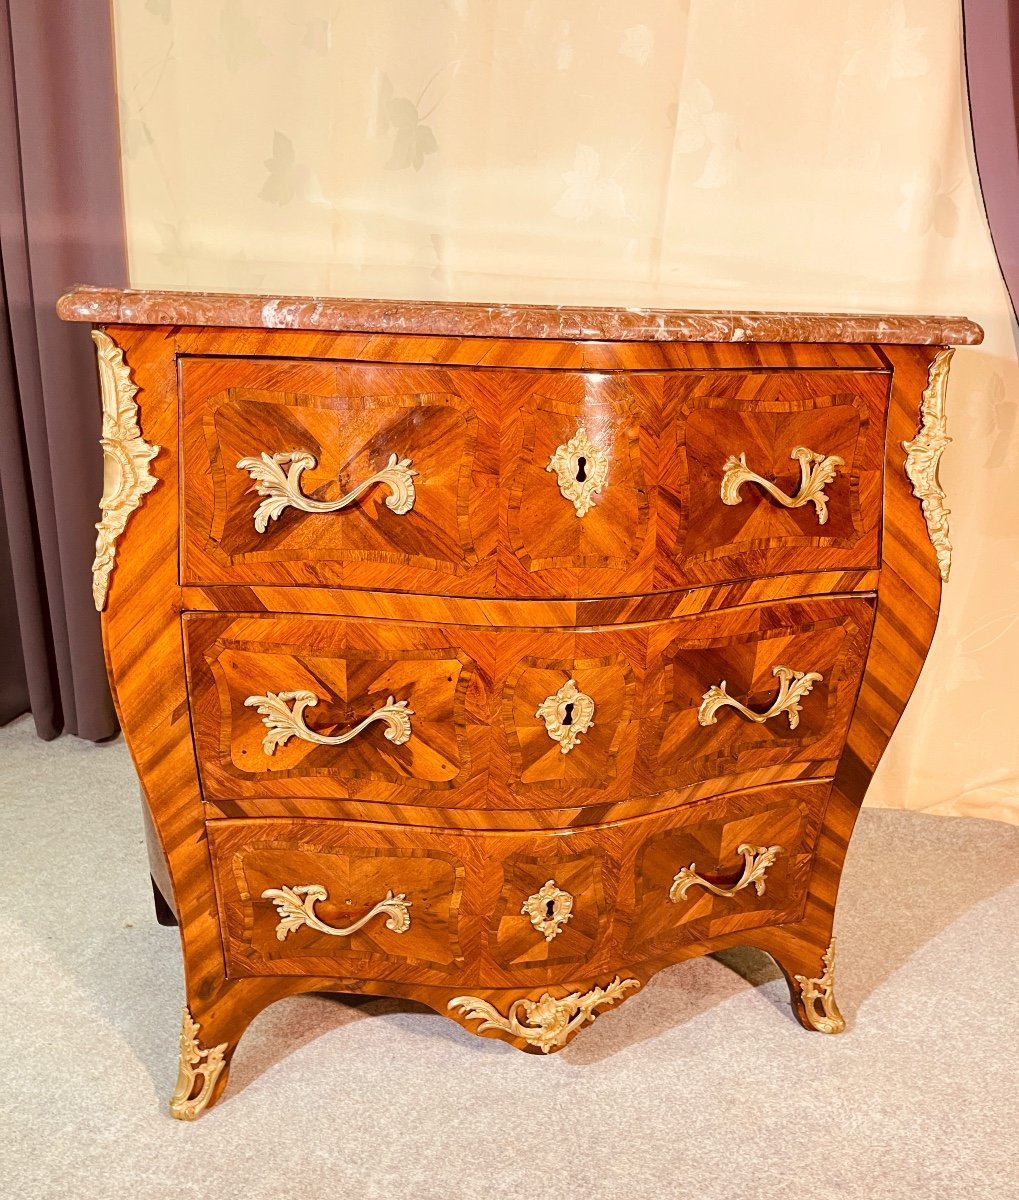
[169,1006,232,1120]
[792,939,844,1034]
[168,979,299,1118]
[766,932,846,1035]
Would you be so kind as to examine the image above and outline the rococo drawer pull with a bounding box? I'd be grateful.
[244,690,414,755]
[237,449,417,532]
[670,843,784,903]
[521,879,575,942]
[535,679,596,754]
[698,664,822,730]
[720,445,844,524]
[448,976,639,1053]
[261,884,412,942]
[547,427,609,517]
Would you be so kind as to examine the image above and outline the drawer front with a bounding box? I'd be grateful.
[181,357,887,596]
[181,358,487,591]
[209,780,827,985]
[660,370,886,584]
[185,597,873,810]
[625,785,820,958]
[209,821,469,980]
[641,597,873,789]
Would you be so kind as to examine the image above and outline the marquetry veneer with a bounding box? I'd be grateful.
[58,286,981,1118]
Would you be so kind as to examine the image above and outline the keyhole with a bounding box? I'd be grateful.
[545,899,557,919]
[575,456,587,483]
[562,702,574,726]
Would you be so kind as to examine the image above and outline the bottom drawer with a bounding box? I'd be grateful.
[208,780,829,986]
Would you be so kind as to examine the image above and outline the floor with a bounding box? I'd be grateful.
[2,714,1017,1200]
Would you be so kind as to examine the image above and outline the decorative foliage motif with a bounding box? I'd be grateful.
[261,883,411,942]
[169,1007,227,1121]
[554,145,628,221]
[259,130,324,206]
[794,940,846,1035]
[521,880,575,942]
[546,427,609,517]
[90,331,161,610]
[236,449,416,533]
[902,348,954,581]
[448,976,639,1053]
[670,843,784,903]
[535,679,596,754]
[378,73,445,171]
[674,78,740,190]
[244,690,414,756]
[720,444,844,525]
[698,665,823,730]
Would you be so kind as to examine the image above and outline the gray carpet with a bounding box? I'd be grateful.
[1,714,1017,1200]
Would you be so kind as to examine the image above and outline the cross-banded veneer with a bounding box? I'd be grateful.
[57,288,980,1117]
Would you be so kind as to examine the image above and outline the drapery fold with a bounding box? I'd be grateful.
[0,0,126,739]
[963,0,1019,322]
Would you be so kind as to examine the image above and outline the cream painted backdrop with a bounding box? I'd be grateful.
[112,0,1019,824]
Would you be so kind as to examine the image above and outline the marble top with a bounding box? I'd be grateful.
[57,286,984,345]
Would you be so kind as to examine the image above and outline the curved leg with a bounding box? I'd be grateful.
[791,939,844,1035]
[753,777,856,1035]
[170,1007,230,1120]
[764,929,846,1035]
[168,981,281,1120]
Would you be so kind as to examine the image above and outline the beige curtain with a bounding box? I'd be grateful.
[112,0,1019,824]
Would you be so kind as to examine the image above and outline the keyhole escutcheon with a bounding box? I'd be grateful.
[547,428,607,517]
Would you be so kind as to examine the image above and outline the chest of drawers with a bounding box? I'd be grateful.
[58,288,981,1118]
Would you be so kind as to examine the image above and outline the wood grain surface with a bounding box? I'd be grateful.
[184,597,873,809]
[209,780,825,987]
[180,354,888,596]
[76,311,966,1115]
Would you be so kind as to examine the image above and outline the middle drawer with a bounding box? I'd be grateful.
[185,595,874,812]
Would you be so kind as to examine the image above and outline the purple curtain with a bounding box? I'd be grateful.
[963,0,1019,321]
[0,0,126,739]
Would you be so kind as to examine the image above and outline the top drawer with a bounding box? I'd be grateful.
[180,357,888,597]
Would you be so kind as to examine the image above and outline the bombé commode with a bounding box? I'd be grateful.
[57,286,982,1118]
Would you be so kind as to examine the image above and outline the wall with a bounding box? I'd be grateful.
[113,0,1019,822]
